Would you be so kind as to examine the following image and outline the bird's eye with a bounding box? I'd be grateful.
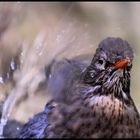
[98,59,104,65]
[96,59,105,70]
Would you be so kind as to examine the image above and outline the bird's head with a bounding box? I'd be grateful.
[82,37,134,103]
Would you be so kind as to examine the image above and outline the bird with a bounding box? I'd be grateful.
[19,58,88,138]
[19,37,140,138]
[46,58,88,104]
[18,100,55,138]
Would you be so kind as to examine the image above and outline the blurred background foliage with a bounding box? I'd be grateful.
[0,2,140,123]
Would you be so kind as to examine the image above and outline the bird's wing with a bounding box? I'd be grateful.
[19,100,54,138]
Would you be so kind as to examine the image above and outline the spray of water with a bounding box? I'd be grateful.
[0,3,93,137]
[0,32,46,137]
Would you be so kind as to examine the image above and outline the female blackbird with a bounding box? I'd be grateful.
[20,37,140,138]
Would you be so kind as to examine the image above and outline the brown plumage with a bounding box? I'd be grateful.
[20,37,140,138]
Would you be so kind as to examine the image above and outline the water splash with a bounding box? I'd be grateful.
[0,3,93,137]
[0,76,4,84]
[0,32,46,137]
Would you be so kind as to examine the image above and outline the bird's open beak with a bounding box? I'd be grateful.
[114,59,128,69]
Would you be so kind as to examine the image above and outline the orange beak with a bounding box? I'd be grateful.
[114,59,128,69]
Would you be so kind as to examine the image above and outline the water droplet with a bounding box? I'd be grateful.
[0,77,4,84]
